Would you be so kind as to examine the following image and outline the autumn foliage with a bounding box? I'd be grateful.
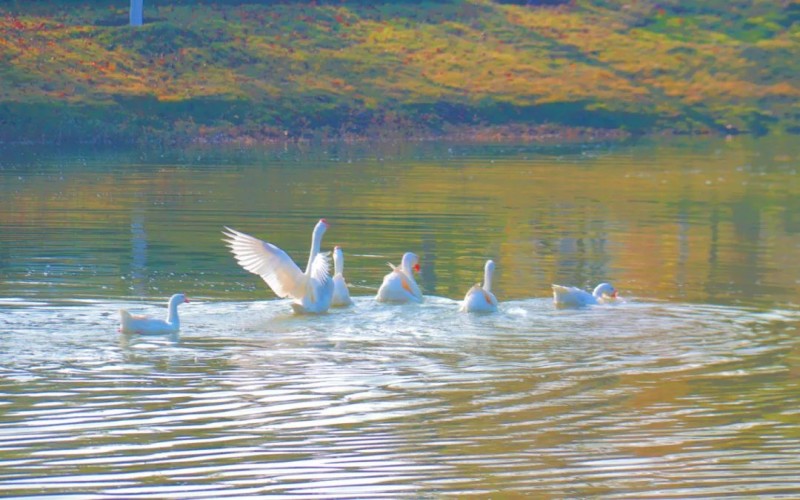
[0,0,798,143]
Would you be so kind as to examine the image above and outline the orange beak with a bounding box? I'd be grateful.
[413,263,421,272]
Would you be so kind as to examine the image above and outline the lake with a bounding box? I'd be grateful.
[1,135,799,497]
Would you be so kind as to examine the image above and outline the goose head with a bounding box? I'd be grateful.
[592,283,617,299]
[169,293,190,307]
[314,218,330,238]
[401,252,421,274]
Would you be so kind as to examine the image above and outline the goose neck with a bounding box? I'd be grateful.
[306,223,326,275]
[166,301,180,327]
[334,248,344,275]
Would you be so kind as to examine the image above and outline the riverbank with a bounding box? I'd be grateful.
[1,1,798,145]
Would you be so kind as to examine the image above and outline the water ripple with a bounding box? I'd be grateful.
[1,297,799,497]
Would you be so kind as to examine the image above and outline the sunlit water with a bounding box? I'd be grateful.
[1,136,799,497]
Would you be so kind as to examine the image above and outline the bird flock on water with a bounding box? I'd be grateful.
[119,218,618,334]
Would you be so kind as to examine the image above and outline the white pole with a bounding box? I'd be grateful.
[130,0,143,27]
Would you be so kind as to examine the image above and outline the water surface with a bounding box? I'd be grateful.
[1,136,799,497]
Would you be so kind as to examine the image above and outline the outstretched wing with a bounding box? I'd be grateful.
[309,251,331,285]
[223,227,307,299]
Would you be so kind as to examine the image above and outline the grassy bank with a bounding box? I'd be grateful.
[1,0,798,144]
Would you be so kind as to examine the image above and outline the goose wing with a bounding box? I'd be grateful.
[309,251,331,284]
[223,227,307,299]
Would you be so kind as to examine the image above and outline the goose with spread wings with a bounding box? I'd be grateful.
[223,219,334,314]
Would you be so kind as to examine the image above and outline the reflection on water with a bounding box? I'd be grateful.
[1,136,799,496]
[1,136,798,308]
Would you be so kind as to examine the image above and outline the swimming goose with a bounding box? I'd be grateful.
[552,282,617,308]
[331,245,353,307]
[223,219,334,314]
[375,252,423,304]
[460,260,498,313]
[119,293,189,334]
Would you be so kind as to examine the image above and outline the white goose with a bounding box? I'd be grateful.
[331,245,353,307]
[223,219,334,314]
[119,293,189,334]
[460,260,498,313]
[375,252,423,304]
[552,282,617,308]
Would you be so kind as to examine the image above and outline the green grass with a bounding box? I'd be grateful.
[0,0,798,143]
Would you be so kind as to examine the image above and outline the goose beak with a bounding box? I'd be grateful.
[413,263,421,272]
[185,297,190,303]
